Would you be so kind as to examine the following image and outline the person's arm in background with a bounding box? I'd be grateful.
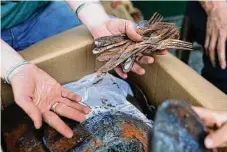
[193,106,227,148]
[65,0,166,78]
[1,39,89,138]
[200,1,227,69]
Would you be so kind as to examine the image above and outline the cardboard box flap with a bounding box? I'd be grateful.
[130,54,227,111]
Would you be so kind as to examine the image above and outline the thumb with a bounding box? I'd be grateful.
[119,20,142,42]
[16,96,42,129]
[205,123,227,148]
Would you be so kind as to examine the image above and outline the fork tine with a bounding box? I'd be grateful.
[151,14,158,24]
[153,13,162,24]
[149,12,163,25]
[166,46,193,50]
[148,12,157,24]
[167,39,192,45]
[166,43,192,47]
[156,15,163,22]
[166,44,193,49]
[166,43,193,48]
[160,42,192,49]
[167,41,192,46]
[160,29,178,40]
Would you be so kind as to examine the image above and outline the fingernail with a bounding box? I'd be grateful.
[67,133,73,138]
[77,96,82,101]
[84,108,90,114]
[122,74,127,79]
[34,122,41,129]
[34,123,39,129]
[66,131,73,138]
[140,69,145,75]
[221,64,226,70]
[205,137,213,148]
[138,35,143,41]
[148,58,154,64]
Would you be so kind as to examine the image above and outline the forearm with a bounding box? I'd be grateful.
[200,1,225,14]
[65,0,109,33]
[1,39,27,81]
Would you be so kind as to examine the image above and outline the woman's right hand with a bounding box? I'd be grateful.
[9,64,90,138]
[193,107,227,148]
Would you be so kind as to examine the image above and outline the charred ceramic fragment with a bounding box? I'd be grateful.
[153,100,213,152]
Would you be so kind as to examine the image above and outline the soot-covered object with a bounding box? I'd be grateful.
[16,99,215,152]
[18,112,151,152]
[153,100,213,152]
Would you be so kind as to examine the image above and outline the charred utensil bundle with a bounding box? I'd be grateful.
[93,12,193,75]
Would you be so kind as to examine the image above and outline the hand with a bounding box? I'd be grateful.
[193,106,227,148]
[90,18,167,79]
[9,64,90,138]
[204,3,227,69]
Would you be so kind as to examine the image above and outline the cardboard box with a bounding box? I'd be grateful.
[1,25,227,152]
[1,25,227,111]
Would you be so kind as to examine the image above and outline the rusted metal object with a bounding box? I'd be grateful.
[16,112,151,152]
[93,12,193,75]
[153,100,215,152]
[3,100,219,152]
[17,130,46,152]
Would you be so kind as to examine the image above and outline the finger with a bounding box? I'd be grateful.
[131,63,145,75]
[16,96,42,129]
[114,66,128,79]
[43,111,73,138]
[204,33,210,56]
[192,107,227,127]
[59,98,90,114]
[205,22,211,56]
[118,20,142,42]
[205,123,227,148]
[144,49,167,56]
[156,49,168,55]
[61,88,81,102]
[136,56,154,64]
[208,30,218,67]
[217,32,226,69]
[55,103,86,122]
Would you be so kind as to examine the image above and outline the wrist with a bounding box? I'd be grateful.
[77,2,110,31]
[201,1,224,15]
[89,19,111,39]
[7,63,35,84]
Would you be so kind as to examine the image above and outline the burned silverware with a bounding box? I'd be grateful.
[93,12,193,75]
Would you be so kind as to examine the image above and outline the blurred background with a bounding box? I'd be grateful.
[102,1,204,74]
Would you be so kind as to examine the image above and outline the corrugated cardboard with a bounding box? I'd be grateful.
[1,25,227,112]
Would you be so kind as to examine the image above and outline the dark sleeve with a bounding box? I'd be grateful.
[186,1,207,32]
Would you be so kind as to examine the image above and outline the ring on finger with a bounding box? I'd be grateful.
[50,102,60,113]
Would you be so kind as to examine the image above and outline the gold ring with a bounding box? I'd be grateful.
[50,102,60,113]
